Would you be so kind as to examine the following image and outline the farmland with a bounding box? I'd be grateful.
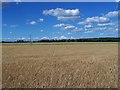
[2,43,118,88]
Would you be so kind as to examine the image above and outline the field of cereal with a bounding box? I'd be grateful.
[2,43,118,88]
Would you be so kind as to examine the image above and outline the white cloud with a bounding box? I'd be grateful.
[84,27,109,31]
[54,37,58,40]
[100,33,104,35]
[86,16,109,23]
[14,0,21,2]
[70,36,75,39]
[93,27,107,31]
[78,16,110,26]
[14,0,21,4]
[78,21,86,25]
[54,23,67,28]
[40,30,44,32]
[28,18,44,25]
[53,36,75,40]
[73,28,83,32]
[84,24,93,29]
[54,23,82,32]
[41,37,49,40]
[57,16,80,21]
[9,32,13,34]
[43,8,79,16]
[84,31,93,34]
[38,18,44,22]
[105,11,118,18]
[78,11,118,26]
[116,28,118,31]
[67,32,72,35]
[101,27,118,35]
[64,25,77,30]
[30,21,36,25]
[43,8,80,21]
[87,26,115,33]
[115,0,120,2]
[54,23,76,30]
[59,36,67,39]
[97,22,114,26]
[21,37,26,40]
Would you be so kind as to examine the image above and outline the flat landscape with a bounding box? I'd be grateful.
[2,43,118,88]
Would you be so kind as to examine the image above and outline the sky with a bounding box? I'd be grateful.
[2,2,119,41]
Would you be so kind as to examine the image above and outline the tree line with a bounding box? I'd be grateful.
[2,37,120,43]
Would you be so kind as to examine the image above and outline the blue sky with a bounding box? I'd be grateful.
[2,2,118,41]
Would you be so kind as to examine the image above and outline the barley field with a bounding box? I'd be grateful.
[2,43,118,88]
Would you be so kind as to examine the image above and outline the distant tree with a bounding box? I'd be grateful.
[17,40,24,43]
